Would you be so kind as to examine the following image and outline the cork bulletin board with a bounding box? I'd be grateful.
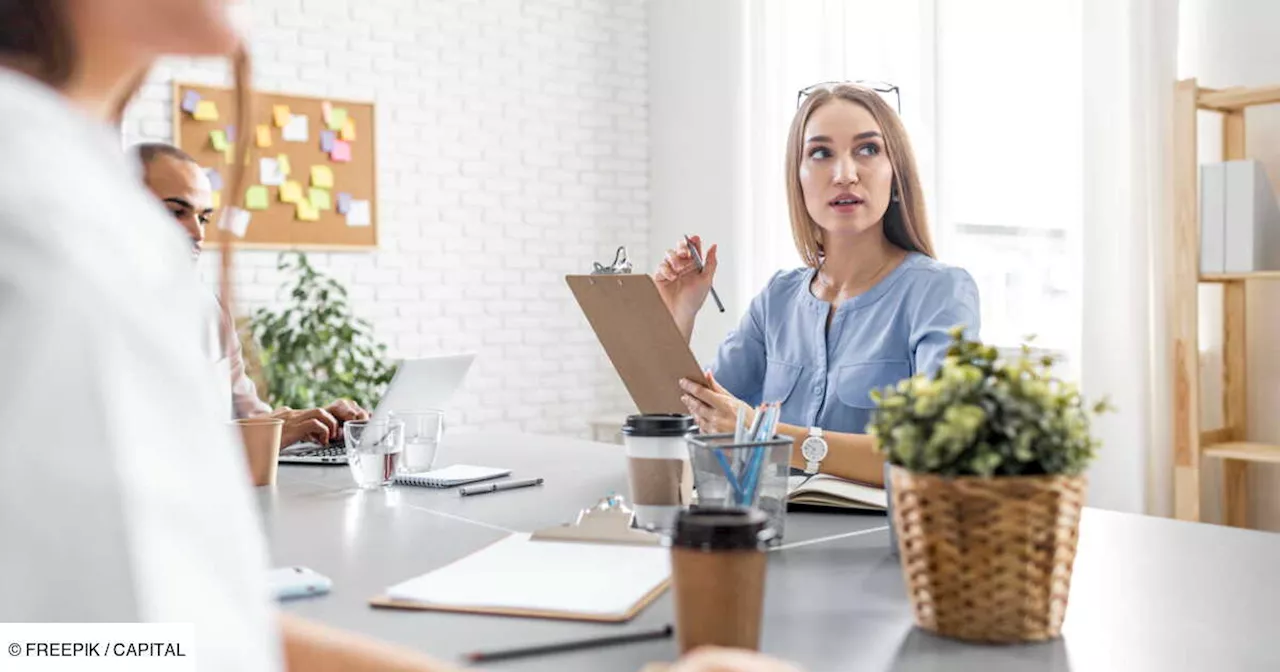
[173,82,378,249]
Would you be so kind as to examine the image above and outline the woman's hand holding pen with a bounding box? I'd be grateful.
[680,370,752,435]
[654,235,718,342]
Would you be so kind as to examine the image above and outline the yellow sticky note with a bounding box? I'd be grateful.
[340,118,357,141]
[193,100,219,121]
[211,191,221,209]
[327,107,348,131]
[280,181,303,204]
[256,125,272,148]
[309,187,332,211]
[277,154,291,176]
[245,185,270,211]
[273,104,291,128]
[209,130,229,151]
[296,200,320,221]
[310,165,334,189]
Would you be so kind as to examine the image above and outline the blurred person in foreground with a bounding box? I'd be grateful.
[0,0,801,670]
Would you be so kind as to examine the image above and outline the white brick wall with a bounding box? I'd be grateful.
[122,0,649,437]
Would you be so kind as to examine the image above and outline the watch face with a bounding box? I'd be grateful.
[801,436,827,462]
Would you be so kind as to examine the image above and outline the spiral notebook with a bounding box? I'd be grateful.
[393,465,511,488]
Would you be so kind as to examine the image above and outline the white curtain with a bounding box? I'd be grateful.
[1079,0,1178,515]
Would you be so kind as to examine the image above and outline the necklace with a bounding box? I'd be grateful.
[815,253,898,295]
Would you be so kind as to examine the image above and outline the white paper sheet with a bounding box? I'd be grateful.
[385,533,670,617]
[282,114,309,142]
[346,200,371,227]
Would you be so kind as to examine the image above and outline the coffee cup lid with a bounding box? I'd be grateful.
[670,507,772,551]
[622,414,695,437]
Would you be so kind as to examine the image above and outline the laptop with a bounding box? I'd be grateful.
[278,353,476,465]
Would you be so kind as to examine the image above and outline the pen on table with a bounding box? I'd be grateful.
[459,477,544,497]
[683,234,726,313]
[464,624,674,663]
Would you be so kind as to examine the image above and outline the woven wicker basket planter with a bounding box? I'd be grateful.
[888,465,1086,643]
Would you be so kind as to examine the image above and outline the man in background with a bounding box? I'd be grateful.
[135,142,367,446]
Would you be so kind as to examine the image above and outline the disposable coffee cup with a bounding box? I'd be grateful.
[233,417,284,486]
[621,414,695,531]
[669,507,772,653]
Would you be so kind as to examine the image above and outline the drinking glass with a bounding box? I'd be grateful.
[343,419,404,489]
[391,409,444,474]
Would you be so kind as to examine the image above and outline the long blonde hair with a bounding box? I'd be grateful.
[785,83,934,267]
[216,45,253,326]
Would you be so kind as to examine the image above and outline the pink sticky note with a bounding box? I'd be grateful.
[331,139,352,163]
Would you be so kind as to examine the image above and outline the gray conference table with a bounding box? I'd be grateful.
[257,432,1280,672]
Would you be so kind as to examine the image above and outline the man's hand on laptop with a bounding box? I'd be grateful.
[273,400,369,446]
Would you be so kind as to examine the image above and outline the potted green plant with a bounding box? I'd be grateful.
[248,252,395,410]
[868,327,1110,643]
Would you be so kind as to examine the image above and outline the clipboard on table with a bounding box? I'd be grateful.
[370,497,669,622]
[565,264,707,414]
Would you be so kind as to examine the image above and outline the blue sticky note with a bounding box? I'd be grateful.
[320,130,336,153]
[336,192,352,215]
[226,125,236,143]
[181,90,202,114]
[205,168,223,191]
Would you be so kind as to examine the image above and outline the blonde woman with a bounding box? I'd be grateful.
[657,83,980,486]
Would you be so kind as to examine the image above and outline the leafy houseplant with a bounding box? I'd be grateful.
[248,252,395,411]
[868,327,1111,644]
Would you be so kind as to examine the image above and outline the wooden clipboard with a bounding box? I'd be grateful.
[370,500,669,622]
[565,274,707,414]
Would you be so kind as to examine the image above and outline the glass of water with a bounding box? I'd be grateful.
[343,419,404,489]
[390,409,444,474]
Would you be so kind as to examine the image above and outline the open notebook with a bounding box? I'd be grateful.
[787,473,887,512]
[373,533,670,622]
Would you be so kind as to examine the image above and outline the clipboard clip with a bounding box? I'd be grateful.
[529,494,661,546]
[591,246,633,275]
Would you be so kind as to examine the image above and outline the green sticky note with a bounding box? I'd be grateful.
[309,187,332,211]
[327,107,348,131]
[245,185,270,210]
[210,129,229,151]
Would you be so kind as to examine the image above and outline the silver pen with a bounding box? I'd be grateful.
[459,477,545,497]
[683,234,725,313]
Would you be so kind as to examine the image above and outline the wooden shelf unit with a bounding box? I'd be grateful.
[1173,79,1280,529]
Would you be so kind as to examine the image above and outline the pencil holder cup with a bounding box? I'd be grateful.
[685,433,793,545]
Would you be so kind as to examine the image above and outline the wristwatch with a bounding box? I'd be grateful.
[800,427,828,475]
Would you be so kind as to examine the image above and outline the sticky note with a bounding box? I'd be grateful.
[245,185,270,211]
[181,90,202,114]
[205,168,223,192]
[331,140,352,162]
[310,165,334,189]
[209,129,229,151]
[225,125,236,143]
[336,192,352,215]
[219,207,251,237]
[309,187,332,211]
[296,200,320,222]
[260,158,286,186]
[320,130,336,153]
[273,104,291,128]
[346,200,371,227]
[327,107,348,131]
[276,154,291,176]
[340,118,357,141]
[279,180,303,204]
[282,114,308,142]
[256,125,272,148]
[210,191,221,209]
[321,101,334,126]
[193,100,219,121]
